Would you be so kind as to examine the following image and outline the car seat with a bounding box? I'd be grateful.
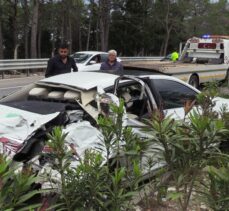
[121,92,133,109]
[28,87,49,99]
[48,91,65,101]
[63,90,80,102]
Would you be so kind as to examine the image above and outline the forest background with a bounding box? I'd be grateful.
[0,0,229,59]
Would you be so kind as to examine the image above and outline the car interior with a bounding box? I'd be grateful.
[89,55,101,64]
[28,87,81,103]
[115,83,152,120]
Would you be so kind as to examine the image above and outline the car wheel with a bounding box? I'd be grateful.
[189,75,199,89]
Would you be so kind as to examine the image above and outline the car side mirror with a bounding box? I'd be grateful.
[89,60,96,65]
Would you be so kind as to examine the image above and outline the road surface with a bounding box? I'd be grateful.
[0,76,44,99]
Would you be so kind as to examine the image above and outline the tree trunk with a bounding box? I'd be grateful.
[68,17,72,54]
[30,0,39,58]
[86,0,95,51]
[160,41,164,56]
[69,31,72,54]
[79,26,82,51]
[163,26,172,56]
[86,15,92,51]
[7,0,19,58]
[38,27,41,58]
[163,0,171,56]
[61,18,64,43]
[96,19,99,51]
[22,0,30,58]
[99,0,111,51]
[76,9,81,51]
[24,29,29,58]
[0,18,3,59]
[12,0,18,55]
[14,44,20,59]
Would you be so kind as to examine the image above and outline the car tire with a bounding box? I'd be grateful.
[189,75,199,89]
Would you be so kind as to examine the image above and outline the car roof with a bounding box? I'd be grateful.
[38,70,198,92]
[39,72,119,90]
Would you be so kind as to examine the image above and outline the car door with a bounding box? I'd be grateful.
[84,54,103,71]
[150,78,198,120]
[113,75,157,136]
[112,76,167,173]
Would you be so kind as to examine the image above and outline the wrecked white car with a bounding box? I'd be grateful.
[0,71,228,171]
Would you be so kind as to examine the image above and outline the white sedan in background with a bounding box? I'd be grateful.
[71,51,121,71]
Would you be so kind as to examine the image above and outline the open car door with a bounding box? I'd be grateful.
[113,75,156,136]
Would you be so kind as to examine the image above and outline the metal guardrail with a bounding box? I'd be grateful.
[0,59,48,70]
[0,57,163,79]
[121,56,164,61]
[0,59,48,79]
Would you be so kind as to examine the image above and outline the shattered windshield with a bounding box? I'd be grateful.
[71,53,92,63]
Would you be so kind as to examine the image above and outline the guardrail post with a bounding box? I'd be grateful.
[26,69,30,77]
[1,71,4,79]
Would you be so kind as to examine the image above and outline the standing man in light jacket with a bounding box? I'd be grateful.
[100,49,123,74]
[45,43,78,78]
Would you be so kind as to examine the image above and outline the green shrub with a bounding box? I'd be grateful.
[0,155,42,210]
[46,111,141,211]
[144,91,228,211]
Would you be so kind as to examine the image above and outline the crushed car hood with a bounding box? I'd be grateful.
[0,104,60,143]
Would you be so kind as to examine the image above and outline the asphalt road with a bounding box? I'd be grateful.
[0,76,44,99]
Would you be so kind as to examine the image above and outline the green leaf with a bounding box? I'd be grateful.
[16,190,44,205]
[17,204,42,211]
[167,192,183,200]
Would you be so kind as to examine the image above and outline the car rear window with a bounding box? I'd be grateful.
[151,79,197,109]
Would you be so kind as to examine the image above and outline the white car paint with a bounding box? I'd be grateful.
[0,105,60,142]
[165,96,229,120]
[39,72,119,90]
[0,104,60,156]
[71,51,121,72]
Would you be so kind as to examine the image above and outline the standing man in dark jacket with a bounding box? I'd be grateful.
[100,50,123,74]
[45,43,78,78]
